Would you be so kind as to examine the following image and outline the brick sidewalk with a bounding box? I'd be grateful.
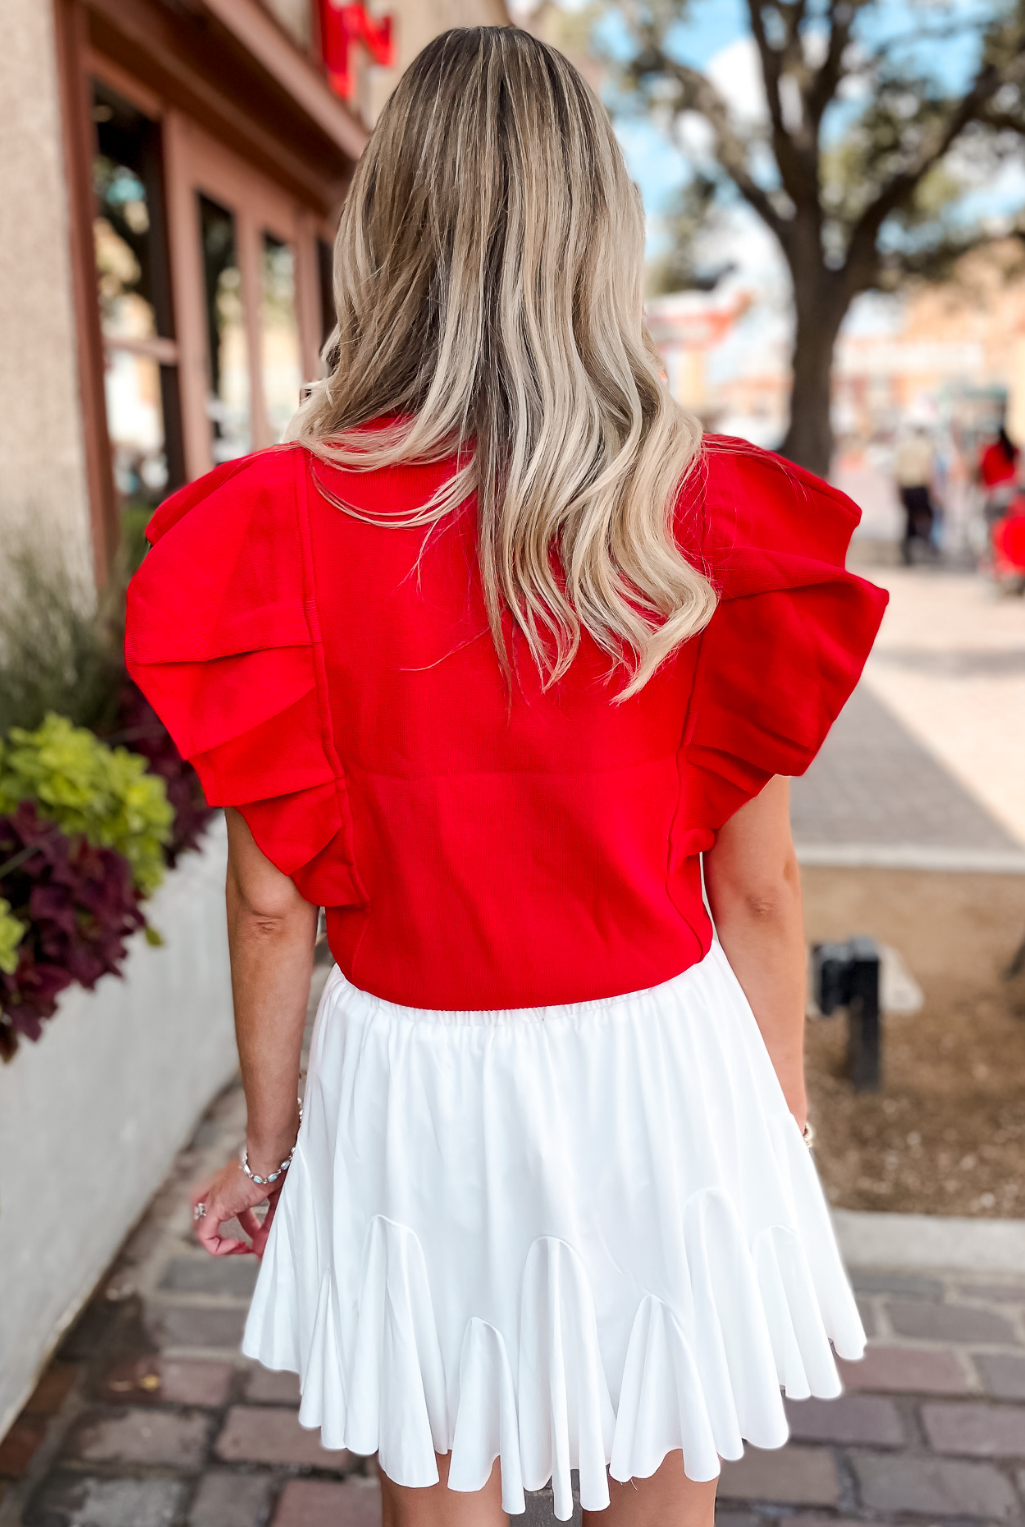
[3,1037,1025,1527]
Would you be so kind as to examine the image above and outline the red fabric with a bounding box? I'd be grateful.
[980,441,1017,488]
[994,506,1025,574]
[125,436,888,1009]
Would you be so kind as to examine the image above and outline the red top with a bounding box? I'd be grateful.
[980,440,1017,488]
[125,436,887,1010]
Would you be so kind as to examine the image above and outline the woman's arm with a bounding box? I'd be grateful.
[702,775,808,1129]
[190,808,317,1256]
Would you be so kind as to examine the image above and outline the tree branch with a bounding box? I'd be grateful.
[745,0,819,203]
[843,49,1025,289]
[629,37,790,242]
[805,0,862,127]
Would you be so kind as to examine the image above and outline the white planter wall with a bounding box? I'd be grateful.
[0,814,237,1435]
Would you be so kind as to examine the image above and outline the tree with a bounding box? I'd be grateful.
[614,1,1025,474]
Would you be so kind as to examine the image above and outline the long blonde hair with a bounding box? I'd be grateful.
[293,26,715,697]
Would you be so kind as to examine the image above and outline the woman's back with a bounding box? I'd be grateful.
[126,433,884,1010]
[129,28,888,1520]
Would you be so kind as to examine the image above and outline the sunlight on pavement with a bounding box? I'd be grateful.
[860,568,1025,847]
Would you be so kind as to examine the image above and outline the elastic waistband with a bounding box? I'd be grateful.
[320,943,727,1028]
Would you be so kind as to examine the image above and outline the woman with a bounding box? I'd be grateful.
[126,27,887,1526]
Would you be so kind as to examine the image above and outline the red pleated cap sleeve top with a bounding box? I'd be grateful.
[124,436,888,1010]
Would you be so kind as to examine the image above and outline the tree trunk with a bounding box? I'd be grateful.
[779,279,849,479]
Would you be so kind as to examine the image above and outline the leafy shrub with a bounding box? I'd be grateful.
[0,803,145,1059]
[0,899,26,975]
[0,714,173,895]
[0,545,123,736]
[101,681,213,864]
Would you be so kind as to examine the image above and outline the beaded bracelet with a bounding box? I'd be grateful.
[240,1097,304,1186]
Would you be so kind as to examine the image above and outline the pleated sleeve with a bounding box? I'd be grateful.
[678,440,889,834]
[124,448,363,907]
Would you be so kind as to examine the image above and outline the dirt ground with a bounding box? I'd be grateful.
[801,865,1025,1217]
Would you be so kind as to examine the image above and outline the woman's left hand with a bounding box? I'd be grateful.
[190,1160,283,1258]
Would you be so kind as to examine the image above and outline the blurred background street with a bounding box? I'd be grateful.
[2,0,1025,1523]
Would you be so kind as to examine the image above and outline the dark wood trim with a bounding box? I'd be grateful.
[201,0,366,159]
[85,0,361,215]
[53,0,119,585]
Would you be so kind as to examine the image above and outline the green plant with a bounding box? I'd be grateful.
[0,544,124,735]
[0,714,173,895]
[0,898,26,976]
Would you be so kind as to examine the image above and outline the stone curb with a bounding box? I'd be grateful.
[834,1208,1025,1274]
[795,842,1025,873]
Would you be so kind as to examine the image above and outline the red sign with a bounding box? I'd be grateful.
[320,2,395,100]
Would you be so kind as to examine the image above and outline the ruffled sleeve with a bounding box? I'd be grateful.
[677,439,889,836]
[124,448,363,908]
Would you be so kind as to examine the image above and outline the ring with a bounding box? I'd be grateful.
[193,1202,207,1221]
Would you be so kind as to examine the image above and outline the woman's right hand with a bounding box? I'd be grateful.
[190,1159,284,1258]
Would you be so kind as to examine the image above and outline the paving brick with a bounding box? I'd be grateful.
[189,1470,274,1527]
[977,1352,1025,1401]
[956,1282,1025,1304]
[0,1416,48,1479]
[885,1298,1020,1345]
[216,1406,354,1470]
[855,1297,877,1339]
[271,1477,382,1527]
[779,1520,864,1527]
[147,1302,248,1350]
[100,1356,234,1407]
[66,1407,212,1470]
[851,1271,945,1299]
[23,1363,78,1417]
[25,1474,186,1527]
[161,1257,260,1299]
[718,1446,839,1506]
[922,1400,1025,1457]
[245,1367,302,1405]
[837,1345,971,1394]
[851,1451,1020,1519]
[56,1299,123,1360]
[521,1492,582,1526]
[784,1393,904,1446]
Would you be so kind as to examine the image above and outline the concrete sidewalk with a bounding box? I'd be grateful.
[791,564,1025,870]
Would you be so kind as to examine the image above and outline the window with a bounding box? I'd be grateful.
[260,234,303,443]
[317,236,335,349]
[92,83,183,508]
[198,195,252,461]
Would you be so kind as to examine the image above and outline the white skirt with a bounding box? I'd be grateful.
[243,943,866,1520]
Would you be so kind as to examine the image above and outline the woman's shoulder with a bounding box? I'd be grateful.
[126,445,311,675]
[679,434,865,598]
[144,445,303,548]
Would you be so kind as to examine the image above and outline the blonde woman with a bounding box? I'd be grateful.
[126,26,886,1527]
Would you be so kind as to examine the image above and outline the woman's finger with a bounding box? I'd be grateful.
[190,1176,213,1211]
[236,1207,262,1239]
[250,1184,282,1259]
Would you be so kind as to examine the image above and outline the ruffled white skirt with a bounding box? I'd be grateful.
[243,943,865,1519]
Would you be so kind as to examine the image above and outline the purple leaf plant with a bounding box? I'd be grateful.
[0,802,146,1059]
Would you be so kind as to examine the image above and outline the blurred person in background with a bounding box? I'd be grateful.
[126,27,886,1527]
[895,422,938,564]
[978,423,1019,527]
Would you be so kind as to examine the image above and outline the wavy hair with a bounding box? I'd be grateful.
[292,25,715,697]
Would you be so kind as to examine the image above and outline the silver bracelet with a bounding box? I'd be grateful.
[241,1097,303,1186]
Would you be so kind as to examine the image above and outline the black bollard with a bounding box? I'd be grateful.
[811,936,882,1092]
